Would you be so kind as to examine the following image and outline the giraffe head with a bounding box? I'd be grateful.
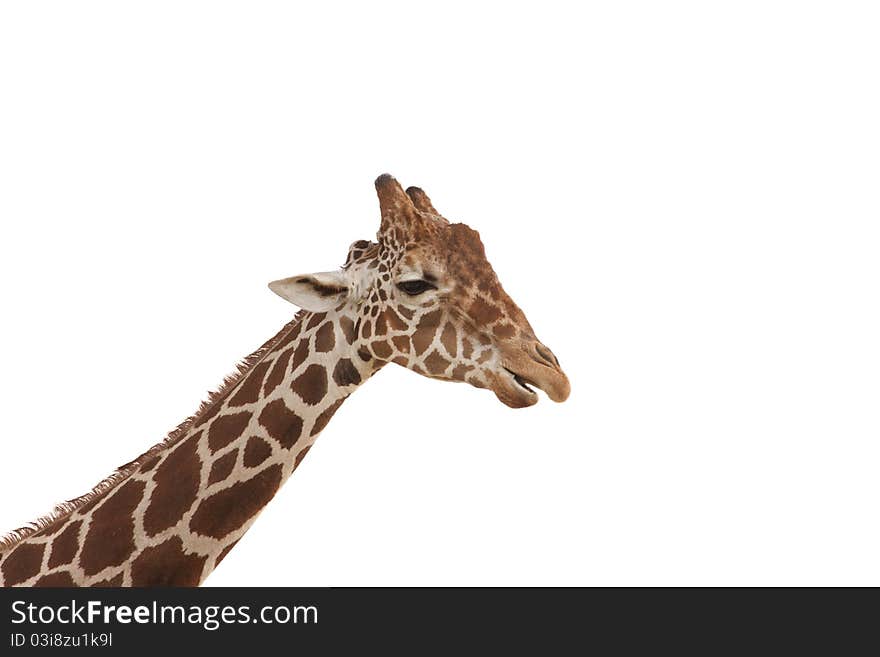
[269,174,570,408]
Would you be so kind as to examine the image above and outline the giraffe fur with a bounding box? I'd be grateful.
[0,175,569,587]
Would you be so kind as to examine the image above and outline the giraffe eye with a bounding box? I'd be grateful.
[396,279,436,296]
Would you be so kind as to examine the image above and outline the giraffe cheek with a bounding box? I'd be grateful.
[370,340,393,360]
[374,311,388,337]
[440,323,458,358]
[451,364,473,381]
[412,328,434,357]
[391,334,410,354]
[384,308,409,332]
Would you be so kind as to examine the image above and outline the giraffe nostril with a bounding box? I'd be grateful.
[534,342,560,368]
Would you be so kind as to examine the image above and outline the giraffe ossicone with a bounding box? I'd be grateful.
[0,175,570,587]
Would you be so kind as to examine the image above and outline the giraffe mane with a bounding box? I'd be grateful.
[0,312,307,552]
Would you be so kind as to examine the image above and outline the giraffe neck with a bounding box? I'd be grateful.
[0,308,377,586]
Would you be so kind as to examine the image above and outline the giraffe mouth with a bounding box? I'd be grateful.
[508,369,536,394]
[496,355,570,408]
[499,367,540,407]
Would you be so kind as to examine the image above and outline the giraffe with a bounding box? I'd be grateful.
[0,175,570,587]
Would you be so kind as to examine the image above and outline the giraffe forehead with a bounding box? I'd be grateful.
[441,228,507,302]
[385,226,530,333]
[379,223,492,279]
[444,232,533,333]
[362,221,530,333]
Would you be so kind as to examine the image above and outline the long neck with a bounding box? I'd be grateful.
[0,309,377,587]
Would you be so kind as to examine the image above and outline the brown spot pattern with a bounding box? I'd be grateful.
[311,398,345,437]
[47,520,82,569]
[374,312,388,335]
[418,309,443,331]
[1,542,45,585]
[339,316,356,343]
[493,322,516,339]
[229,360,272,406]
[290,339,311,373]
[244,436,272,467]
[93,572,124,587]
[190,465,283,539]
[80,479,145,576]
[385,309,408,331]
[131,536,207,587]
[34,571,75,587]
[468,297,502,326]
[294,444,312,469]
[144,437,201,536]
[306,312,326,331]
[208,414,250,453]
[412,328,433,356]
[291,364,328,405]
[452,364,473,379]
[193,392,225,428]
[263,348,293,396]
[215,539,240,566]
[258,399,304,449]
[315,322,335,352]
[139,454,160,473]
[332,358,361,386]
[424,350,451,375]
[76,494,104,516]
[371,340,392,359]
[274,319,302,350]
[441,323,458,357]
[37,519,71,538]
[208,451,237,485]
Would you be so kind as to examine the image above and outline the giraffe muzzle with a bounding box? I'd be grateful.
[493,341,570,408]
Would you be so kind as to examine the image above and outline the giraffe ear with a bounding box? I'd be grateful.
[268,270,349,311]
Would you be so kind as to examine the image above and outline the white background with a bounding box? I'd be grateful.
[1,2,878,586]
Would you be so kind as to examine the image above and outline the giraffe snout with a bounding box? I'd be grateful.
[495,339,570,407]
[531,341,561,369]
[525,340,570,403]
